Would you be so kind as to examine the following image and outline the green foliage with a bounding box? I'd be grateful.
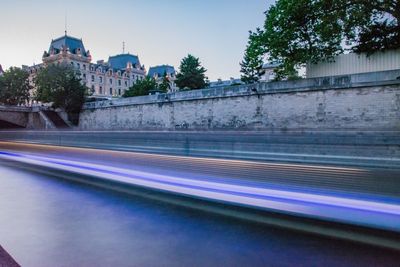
[240,29,265,84]
[158,71,171,93]
[344,0,400,54]
[263,0,345,80]
[252,0,399,80]
[123,76,158,97]
[0,67,31,105]
[175,54,207,90]
[35,65,87,125]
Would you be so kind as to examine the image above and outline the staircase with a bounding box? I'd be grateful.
[42,110,69,128]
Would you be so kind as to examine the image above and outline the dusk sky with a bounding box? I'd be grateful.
[0,0,272,81]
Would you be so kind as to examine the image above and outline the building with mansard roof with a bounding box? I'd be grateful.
[0,64,4,76]
[147,65,178,92]
[26,33,146,98]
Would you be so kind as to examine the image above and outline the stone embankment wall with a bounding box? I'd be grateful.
[79,70,400,131]
[0,106,55,129]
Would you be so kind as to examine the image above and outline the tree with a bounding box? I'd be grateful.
[240,29,265,84]
[158,71,171,92]
[0,67,31,105]
[263,0,345,79]
[175,54,207,90]
[35,65,87,125]
[123,76,157,97]
[344,0,400,54]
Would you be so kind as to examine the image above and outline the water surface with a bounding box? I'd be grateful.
[0,162,399,267]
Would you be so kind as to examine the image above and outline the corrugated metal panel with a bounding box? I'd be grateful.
[306,50,400,78]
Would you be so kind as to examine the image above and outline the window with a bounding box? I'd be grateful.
[99,86,103,94]
[70,62,74,66]
[118,80,121,86]
[110,88,113,95]
[109,79,113,84]
[77,63,80,69]
[91,85,95,93]
[91,75,95,82]
[125,81,128,87]
[99,76,103,83]
[83,64,86,70]
[118,89,121,95]
[83,73,86,79]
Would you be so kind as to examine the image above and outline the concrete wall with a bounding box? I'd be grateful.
[0,106,52,129]
[0,106,30,128]
[79,70,400,131]
[307,49,400,78]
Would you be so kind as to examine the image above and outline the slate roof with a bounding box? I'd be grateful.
[262,61,281,69]
[49,35,87,56]
[108,54,141,70]
[209,78,243,88]
[148,65,176,78]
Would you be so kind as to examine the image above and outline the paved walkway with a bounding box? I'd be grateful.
[0,246,20,267]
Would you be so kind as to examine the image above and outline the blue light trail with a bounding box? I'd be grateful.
[1,150,399,233]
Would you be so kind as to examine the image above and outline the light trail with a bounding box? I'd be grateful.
[0,150,399,232]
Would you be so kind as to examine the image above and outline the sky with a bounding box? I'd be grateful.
[0,0,273,81]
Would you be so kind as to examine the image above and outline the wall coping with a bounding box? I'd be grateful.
[83,69,400,110]
[0,106,50,113]
[0,106,33,112]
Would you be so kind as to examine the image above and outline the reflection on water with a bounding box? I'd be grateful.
[0,162,399,267]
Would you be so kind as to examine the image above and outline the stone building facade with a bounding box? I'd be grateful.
[25,33,146,98]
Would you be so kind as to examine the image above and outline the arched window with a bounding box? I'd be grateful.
[109,88,113,95]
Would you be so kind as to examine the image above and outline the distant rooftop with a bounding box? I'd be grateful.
[0,64,4,74]
[108,54,141,70]
[209,78,243,88]
[148,65,176,78]
[48,34,88,56]
[262,61,281,69]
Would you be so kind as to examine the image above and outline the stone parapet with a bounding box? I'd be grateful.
[82,69,400,110]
